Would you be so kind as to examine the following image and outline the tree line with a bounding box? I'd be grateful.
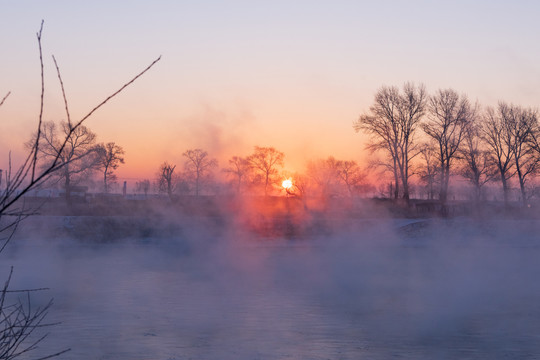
[26,82,540,207]
[13,82,540,207]
[27,120,125,204]
[355,83,540,208]
[21,122,372,202]
[149,146,371,200]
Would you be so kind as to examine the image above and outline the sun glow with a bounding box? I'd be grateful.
[282,179,293,190]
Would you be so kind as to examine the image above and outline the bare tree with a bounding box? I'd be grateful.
[222,156,251,194]
[0,21,160,359]
[304,157,367,198]
[366,155,399,198]
[135,179,151,198]
[156,162,177,200]
[355,83,426,203]
[423,89,476,204]
[2,94,65,360]
[482,104,515,206]
[95,142,125,193]
[247,146,284,196]
[481,103,540,205]
[336,160,365,197]
[529,120,540,156]
[33,121,98,205]
[458,123,495,203]
[306,157,340,197]
[2,36,159,215]
[417,143,439,200]
[505,105,540,205]
[182,149,218,197]
[289,172,310,198]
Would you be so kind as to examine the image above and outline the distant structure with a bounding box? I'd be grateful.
[60,185,88,200]
[123,181,127,197]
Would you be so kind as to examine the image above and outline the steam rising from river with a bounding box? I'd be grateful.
[3,207,540,359]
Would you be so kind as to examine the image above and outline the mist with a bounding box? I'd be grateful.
[4,6,540,359]
[4,200,540,360]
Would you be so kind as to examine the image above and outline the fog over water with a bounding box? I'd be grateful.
[3,213,540,359]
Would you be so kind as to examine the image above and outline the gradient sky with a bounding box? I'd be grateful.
[1,1,540,182]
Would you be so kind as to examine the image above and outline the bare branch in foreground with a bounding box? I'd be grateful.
[1,54,161,216]
[0,21,160,360]
[52,56,72,129]
[0,92,10,108]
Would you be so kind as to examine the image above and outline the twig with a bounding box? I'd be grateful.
[71,55,161,131]
[0,211,23,254]
[34,348,71,360]
[0,54,161,215]
[0,92,10,108]
[31,20,45,183]
[4,288,50,293]
[52,56,72,129]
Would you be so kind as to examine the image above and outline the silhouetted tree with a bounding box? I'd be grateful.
[355,83,426,203]
[182,149,218,196]
[423,89,476,205]
[34,121,98,205]
[418,143,439,200]
[458,122,495,203]
[482,103,515,206]
[222,156,251,194]
[136,179,151,198]
[287,172,309,198]
[336,160,365,197]
[505,105,540,205]
[156,162,177,200]
[366,155,399,198]
[306,157,340,197]
[0,21,160,359]
[95,142,125,193]
[248,146,284,196]
[529,121,540,156]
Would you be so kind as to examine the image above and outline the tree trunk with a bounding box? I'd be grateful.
[515,162,527,206]
[393,159,399,200]
[438,161,447,203]
[167,179,173,200]
[103,169,108,194]
[64,172,72,208]
[398,157,410,205]
[518,176,527,206]
[264,173,269,196]
[474,174,482,204]
[501,175,509,207]
[402,182,410,204]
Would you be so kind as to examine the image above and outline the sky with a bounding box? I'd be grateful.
[1,0,540,182]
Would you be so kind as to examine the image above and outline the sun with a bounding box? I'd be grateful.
[282,179,293,190]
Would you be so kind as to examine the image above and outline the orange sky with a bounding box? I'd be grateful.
[2,1,540,184]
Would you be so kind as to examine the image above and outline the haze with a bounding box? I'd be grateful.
[1,2,540,359]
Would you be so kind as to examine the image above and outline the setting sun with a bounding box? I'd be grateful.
[1,3,540,359]
[282,179,293,190]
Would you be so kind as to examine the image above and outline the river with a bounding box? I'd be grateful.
[3,217,540,359]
